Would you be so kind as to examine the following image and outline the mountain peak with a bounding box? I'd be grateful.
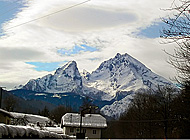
[61,61,77,70]
[55,61,77,75]
[95,53,132,72]
[115,52,131,59]
[115,53,122,58]
[68,60,77,66]
[81,69,90,80]
[23,60,82,93]
[85,52,172,101]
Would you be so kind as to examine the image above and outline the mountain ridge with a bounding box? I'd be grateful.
[14,52,173,118]
[20,52,172,100]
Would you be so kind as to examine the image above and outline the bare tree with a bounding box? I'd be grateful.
[49,105,73,124]
[39,106,50,117]
[115,86,178,139]
[161,0,190,41]
[12,115,29,126]
[79,96,99,114]
[3,96,17,112]
[165,42,190,85]
[161,0,190,85]
[161,2,190,137]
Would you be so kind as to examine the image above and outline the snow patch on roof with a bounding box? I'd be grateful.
[61,113,107,128]
[0,109,14,118]
[10,112,51,124]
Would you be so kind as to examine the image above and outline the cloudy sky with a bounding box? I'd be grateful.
[0,0,178,89]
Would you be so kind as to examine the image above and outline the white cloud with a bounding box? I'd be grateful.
[41,7,137,32]
[0,0,177,89]
[0,61,50,88]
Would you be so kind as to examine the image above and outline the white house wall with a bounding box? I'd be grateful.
[63,126,101,139]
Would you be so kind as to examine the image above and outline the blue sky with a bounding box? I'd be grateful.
[27,26,165,72]
[136,22,166,38]
[0,0,177,89]
[26,61,66,72]
[0,0,163,72]
[0,0,99,72]
[58,44,98,56]
[0,0,164,39]
[0,0,24,36]
[26,44,98,72]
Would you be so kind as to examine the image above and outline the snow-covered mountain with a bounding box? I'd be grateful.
[101,94,134,119]
[82,53,171,101]
[23,61,83,93]
[18,53,173,118]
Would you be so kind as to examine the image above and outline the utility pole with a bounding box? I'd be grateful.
[79,107,91,136]
[0,87,6,108]
[77,106,99,139]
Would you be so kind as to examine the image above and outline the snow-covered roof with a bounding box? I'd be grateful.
[0,109,14,118]
[10,112,51,124]
[61,113,107,128]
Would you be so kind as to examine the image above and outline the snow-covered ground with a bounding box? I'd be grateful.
[0,123,74,139]
[0,111,76,138]
[44,126,63,134]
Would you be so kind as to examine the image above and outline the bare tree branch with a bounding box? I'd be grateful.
[161,0,190,85]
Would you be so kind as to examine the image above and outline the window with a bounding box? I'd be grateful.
[83,129,86,133]
[7,119,10,124]
[70,127,74,133]
[76,128,80,132]
[93,129,96,134]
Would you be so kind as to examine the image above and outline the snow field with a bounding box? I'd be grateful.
[0,123,73,139]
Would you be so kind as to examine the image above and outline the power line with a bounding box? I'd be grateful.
[107,119,179,123]
[4,0,91,31]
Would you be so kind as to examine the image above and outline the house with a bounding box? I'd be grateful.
[0,109,14,124]
[61,113,107,139]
